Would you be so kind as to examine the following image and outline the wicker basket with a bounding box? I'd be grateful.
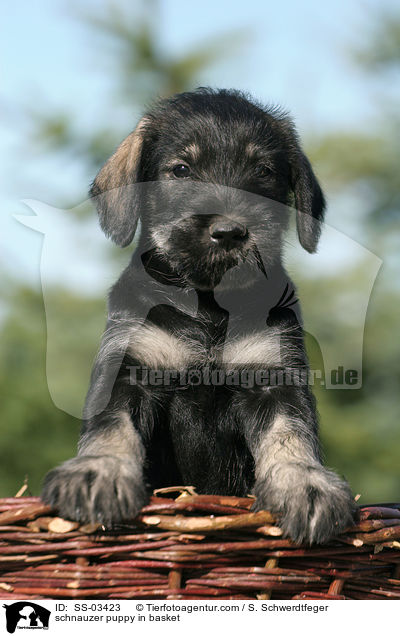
[0,488,399,600]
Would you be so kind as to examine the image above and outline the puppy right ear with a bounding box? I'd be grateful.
[89,117,149,247]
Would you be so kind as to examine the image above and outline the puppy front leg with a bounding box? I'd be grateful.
[42,400,148,525]
[250,402,356,544]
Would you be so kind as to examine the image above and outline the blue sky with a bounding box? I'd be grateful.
[1,0,397,293]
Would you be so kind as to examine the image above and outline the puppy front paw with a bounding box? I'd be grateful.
[41,455,148,525]
[252,463,357,544]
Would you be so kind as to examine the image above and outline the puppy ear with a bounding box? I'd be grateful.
[89,117,149,247]
[290,151,326,253]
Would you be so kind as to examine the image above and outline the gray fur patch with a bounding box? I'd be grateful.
[222,329,298,367]
[78,411,145,460]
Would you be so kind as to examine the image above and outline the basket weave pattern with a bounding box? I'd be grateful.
[0,489,399,600]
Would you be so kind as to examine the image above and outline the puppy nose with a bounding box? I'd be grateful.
[209,221,248,245]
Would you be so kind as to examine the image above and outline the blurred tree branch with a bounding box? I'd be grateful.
[29,0,250,174]
[311,10,400,229]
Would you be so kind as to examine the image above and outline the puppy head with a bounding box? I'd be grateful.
[90,88,325,286]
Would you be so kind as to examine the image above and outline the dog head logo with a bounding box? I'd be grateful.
[3,602,50,633]
[18,192,381,419]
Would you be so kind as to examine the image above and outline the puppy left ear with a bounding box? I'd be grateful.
[290,151,326,253]
[89,117,149,247]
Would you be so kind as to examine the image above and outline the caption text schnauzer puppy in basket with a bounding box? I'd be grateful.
[42,88,357,544]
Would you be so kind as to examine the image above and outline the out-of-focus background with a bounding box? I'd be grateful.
[1,0,399,501]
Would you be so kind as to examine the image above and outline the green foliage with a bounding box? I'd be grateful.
[302,270,400,502]
[0,282,107,496]
[311,130,400,225]
[354,9,400,69]
[302,10,400,500]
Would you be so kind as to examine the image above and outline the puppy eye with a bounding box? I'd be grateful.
[172,164,191,178]
[255,164,273,178]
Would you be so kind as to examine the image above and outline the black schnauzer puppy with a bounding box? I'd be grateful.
[42,88,356,544]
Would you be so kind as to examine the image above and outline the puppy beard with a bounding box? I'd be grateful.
[151,230,262,291]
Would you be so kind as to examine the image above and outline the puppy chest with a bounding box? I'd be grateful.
[127,322,294,370]
[127,323,214,369]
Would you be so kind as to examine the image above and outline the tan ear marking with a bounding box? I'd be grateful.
[93,117,149,193]
[90,116,150,246]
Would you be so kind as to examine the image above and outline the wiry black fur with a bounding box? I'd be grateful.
[42,88,357,544]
